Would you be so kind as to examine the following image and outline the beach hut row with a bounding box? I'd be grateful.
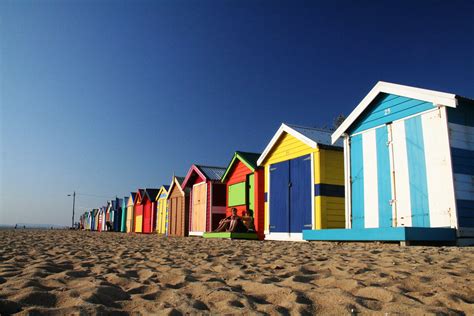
[79,82,474,245]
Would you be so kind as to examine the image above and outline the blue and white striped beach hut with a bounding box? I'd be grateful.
[304,82,473,244]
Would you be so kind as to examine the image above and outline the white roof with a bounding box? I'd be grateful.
[331,81,458,143]
[257,123,341,166]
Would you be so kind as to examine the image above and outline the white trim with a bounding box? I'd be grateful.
[310,152,315,229]
[387,124,397,227]
[332,81,458,143]
[190,181,207,233]
[209,181,213,230]
[257,123,318,166]
[264,232,305,241]
[442,106,460,229]
[264,165,270,235]
[362,130,379,228]
[189,231,204,236]
[343,135,352,229]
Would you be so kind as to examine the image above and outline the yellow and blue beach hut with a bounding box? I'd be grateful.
[257,123,345,241]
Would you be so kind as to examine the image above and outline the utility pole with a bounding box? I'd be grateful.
[72,191,76,228]
[68,191,76,228]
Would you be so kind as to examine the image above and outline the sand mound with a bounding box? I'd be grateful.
[0,230,473,315]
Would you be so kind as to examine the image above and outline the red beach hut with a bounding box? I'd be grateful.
[142,188,160,234]
[181,165,227,236]
[134,189,145,233]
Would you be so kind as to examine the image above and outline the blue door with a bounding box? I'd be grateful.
[289,155,312,232]
[404,116,430,227]
[350,134,365,228]
[269,160,290,232]
[376,126,393,228]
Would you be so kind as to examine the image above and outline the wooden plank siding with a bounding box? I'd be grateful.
[168,184,189,237]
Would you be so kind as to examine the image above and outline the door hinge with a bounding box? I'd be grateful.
[389,199,396,206]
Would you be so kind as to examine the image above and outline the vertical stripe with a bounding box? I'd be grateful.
[376,126,393,228]
[362,130,379,228]
[391,120,412,227]
[405,116,430,227]
[421,110,455,227]
[350,134,364,228]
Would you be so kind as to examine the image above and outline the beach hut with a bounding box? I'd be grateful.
[126,192,136,233]
[87,211,93,230]
[215,151,265,240]
[106,202,112,231]
[92,209,98,231]
[181,165,227,236]
[121,197,128,232]
[95,208,101,231]
[134,189,145,233]
[167,176,190,237]
[155,185,170,234]
[303,82,474,245]
[141,189,160,233]
[97,207,104,232]
[257,123,345,241]
[113,198,123,232]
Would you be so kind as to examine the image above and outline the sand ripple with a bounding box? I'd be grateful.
[0,230,473,315]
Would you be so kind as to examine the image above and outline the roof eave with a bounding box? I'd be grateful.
[221,152,257,182]
[331,81,458,143]
[257,123,317,166]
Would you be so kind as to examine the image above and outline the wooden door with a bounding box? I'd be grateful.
[192,182,207,232]
[176,196,183,236]
[169,197,177,236]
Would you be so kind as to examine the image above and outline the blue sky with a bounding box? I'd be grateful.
[1,0,473,225]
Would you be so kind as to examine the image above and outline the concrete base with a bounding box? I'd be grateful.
[303,227,457,242]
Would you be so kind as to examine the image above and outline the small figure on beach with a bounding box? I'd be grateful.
[214,208,248,233]
[14,224,18,229]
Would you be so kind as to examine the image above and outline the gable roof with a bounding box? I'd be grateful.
[331,81,458,143]
[182,164,226,188]
[167,176,185,197]
[143,188,160,201]
[155,185,170,201]
[136,189,145,204]
[257,123,340,166]
[221,151,261,182]
[198,165,225,180]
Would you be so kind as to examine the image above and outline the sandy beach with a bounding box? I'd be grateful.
[0,230,473,315]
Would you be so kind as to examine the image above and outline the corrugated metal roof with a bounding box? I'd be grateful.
[196,165,226,181]
[286,124,343,147]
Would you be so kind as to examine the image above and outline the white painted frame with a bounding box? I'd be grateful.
[343,135,352,228]
[265,153,314,240]
[190,181,207,235]
[264,165,270,236]
[440,106,460,230]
